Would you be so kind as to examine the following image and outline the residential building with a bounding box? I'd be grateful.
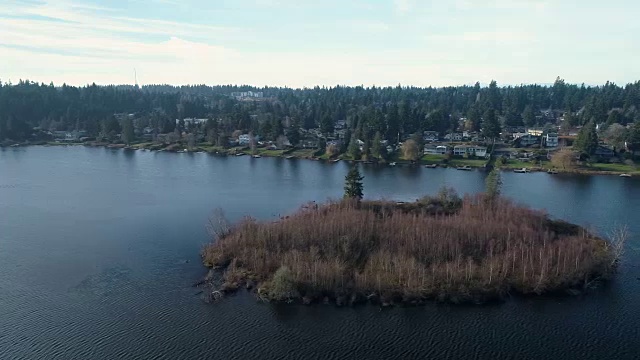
[527,129,543,137]
[595,145,615,158]
[424,145,449,155]
[545,133,559,147]
[517,134,541,147]
[300,140,319,148]
[238,134,251,145]
[230,91,264,100]
[175,118,208,126]
[444,133,463,141]
[453,145,488,157]
[423,131,439,142]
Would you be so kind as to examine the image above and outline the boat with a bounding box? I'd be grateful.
[456,165,472,171]
[620,173,632,178]
[389,162,397,166]
[514,168,530,173]
[235,152,245,156]
[252,154,262,158]
[547,169,558,174]
[425,164,437,168]
[331,159,340,163]
[285,155,295,159]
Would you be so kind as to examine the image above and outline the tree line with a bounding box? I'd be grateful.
[2,78,640,145]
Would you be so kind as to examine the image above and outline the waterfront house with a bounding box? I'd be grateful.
[545,133,559,148]
[238,134,251,145]
[454,145,488,157]
[516,134,541,147]
[424,145,449,155]
[595,145,615,158]
[300,139,319,148]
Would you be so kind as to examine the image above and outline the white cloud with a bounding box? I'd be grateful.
[0,0,638,87]
[393,0,413,14]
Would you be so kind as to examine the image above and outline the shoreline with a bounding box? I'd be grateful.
[3,141,637,177]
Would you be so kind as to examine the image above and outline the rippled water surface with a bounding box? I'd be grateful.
[1,146,639,359]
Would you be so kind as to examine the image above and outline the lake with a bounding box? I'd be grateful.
[1,146,639,359]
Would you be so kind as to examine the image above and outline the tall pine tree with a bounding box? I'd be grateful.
[344,166,364,200]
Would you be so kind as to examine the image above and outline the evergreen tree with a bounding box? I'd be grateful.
[344,166,364,200]
[121,117,135,145]
[286,124,300,146]
[482,109,501,139]
[348,133,361,159]
[317,137,327,152]
[319,113,333,134]
[626,121,640,157]
[575,120,599,155]
[371,131,382,159]
[341,128,352,153]
[522,105,536,127]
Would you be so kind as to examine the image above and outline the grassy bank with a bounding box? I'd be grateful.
[202,194,620,306]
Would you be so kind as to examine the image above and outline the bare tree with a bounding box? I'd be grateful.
[326,143,339,157]
[207,208,231,241]
[276,135,288,149]
[402,139,420,161]
[608,225,629,266]
[551,148,576,170]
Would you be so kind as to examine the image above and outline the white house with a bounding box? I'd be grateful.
[424,145,449,155]
[469,146,488,157]
[453,145,468,156]
[444,133,463,141]
[453,145,487,157]
[545,133,559,148]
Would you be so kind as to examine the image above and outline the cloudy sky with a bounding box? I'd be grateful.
[1,0,638,87]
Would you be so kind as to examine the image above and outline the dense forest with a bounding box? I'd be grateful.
[1,78,640,145]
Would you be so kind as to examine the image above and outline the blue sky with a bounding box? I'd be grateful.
[1,0,639,87]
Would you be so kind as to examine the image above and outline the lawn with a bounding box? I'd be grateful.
[259,149,286,157]
[420,154,446,163]
[449,158,488,167]
[289,148,317,158]
[586,162,638,173]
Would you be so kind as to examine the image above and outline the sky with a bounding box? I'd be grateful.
[1,0,639,88]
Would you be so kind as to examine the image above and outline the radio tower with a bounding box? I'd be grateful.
[134,68,139,89]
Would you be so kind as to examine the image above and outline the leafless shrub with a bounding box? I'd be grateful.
[202,195,616,302]
[206,208,231,241]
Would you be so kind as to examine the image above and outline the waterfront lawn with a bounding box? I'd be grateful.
[289,148,317,158]
[259,149,286,157]
[449,158,487,167]
[585,162,638,173]
[421,154,446,164]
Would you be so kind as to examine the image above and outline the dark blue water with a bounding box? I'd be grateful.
[1,146,639,359]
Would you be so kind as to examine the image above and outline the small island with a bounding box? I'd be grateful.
[201,169,625,306]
